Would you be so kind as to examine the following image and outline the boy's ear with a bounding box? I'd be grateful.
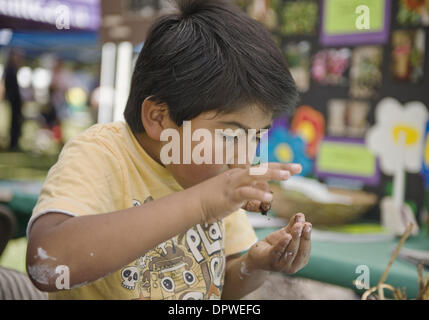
[140,97,173,140]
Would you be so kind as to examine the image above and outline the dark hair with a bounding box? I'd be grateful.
[124,0,299,134]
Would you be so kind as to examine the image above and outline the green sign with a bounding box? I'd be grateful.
[317,141,377,177]
[324,0,385,34]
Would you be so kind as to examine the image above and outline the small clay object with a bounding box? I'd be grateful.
[244,200,261,213]
[259,201,272,216]
[243,191,273,215]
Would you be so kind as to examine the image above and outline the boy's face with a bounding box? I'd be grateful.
[163,106,272,189]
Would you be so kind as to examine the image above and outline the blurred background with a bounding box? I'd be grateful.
[0,0,429,300]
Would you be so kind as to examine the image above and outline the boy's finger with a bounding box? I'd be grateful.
[252,181,270,192]
[263,162,302,175]
[253,181,272,214]
[241,182,272,212]
[235,186,273,204]
[264,227,289,246]
[281,222,304,269]
[241,168,291,185]
[291,223,312,271]
[251,162,301,173]
[301,222,312,241]
[270,234,292,269]
[231,166,291,187]
[284,212,306,234]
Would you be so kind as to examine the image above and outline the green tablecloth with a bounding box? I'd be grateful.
[255,227,429,299]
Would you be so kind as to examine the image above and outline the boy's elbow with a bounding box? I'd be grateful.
[26,213,74,292]
[26,245,63,292]
[26,258,60,292]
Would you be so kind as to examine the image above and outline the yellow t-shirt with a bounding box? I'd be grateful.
[27,121,258,300]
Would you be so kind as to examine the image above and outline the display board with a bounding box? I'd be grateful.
[238,0,429,221]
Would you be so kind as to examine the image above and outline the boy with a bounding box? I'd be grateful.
[26,0,312,299]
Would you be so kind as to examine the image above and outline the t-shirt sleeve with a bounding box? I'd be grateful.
[26,129,125,237]
[223,209,258,257]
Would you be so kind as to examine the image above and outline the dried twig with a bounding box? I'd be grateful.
[417,263,429,300]
[362,223,414,300]
[378,223,414,286]
[361,284,395,300]
[393,287,407,300]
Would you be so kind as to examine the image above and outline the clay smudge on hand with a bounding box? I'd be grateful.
[27,264,57,285]
[34,247,57,261]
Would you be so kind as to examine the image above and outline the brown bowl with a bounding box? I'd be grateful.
[270,182,378,226]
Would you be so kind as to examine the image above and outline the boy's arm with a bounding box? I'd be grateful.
[221,253,270,300]
[27,186,202,292]
[27,163,296,292]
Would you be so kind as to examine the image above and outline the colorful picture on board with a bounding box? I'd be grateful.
[397,0,429,26]
[311,48,351,86]
[366,97,428,175]
[284,41,311,92]
[263,118,313,176]
[290,106,325,159]
[320,0,391,46]
[327,99,370,138]
[349,46,383,98]
[237,0,279,30]
[391,29,426,84]
[280,0,318,35]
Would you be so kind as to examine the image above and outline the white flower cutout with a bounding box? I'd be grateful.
[366,97,428,175]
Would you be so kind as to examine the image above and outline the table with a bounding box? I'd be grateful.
[255,226,429,299]
[1,179,428,299]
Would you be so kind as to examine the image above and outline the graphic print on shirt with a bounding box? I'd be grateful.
[121,195,225,300]
[132,199,141,207]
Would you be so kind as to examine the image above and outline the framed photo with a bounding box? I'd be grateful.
[397,0,429,26]
[391,29,426,84]
[320,0,391,46]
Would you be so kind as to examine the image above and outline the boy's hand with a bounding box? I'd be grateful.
[245,213,311,274]
[197,163,302,224]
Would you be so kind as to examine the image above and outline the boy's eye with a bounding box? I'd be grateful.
[222,135,260,143]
